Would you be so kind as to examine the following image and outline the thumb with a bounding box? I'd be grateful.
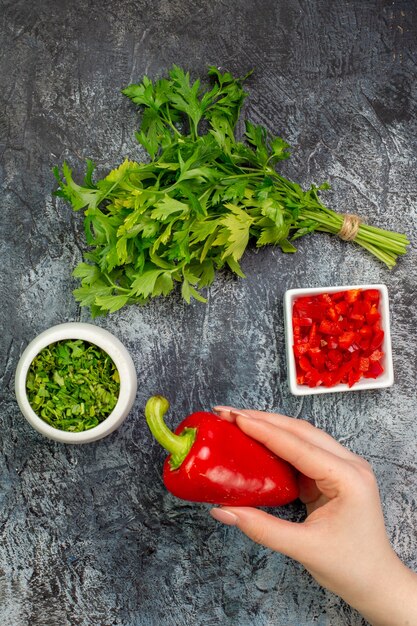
[210,506,309,562]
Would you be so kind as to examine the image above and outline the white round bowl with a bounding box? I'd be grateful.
[15,322,137,443]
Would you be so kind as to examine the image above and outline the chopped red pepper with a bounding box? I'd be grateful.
[325,359,339,371]
[370,329,384,351]
[369,349,384,362]
[358,336,371,350]
[338,331,357,350]
[292,288,385,389]
[363,361,384,378]
[366,305,381,324]
[346,289,361,303]
[319,319,342,335]
[294,343,310,357]
[335,301,348,316]
[327,306,338,321]
[309,347,326,369]
[320,293,333,306]
[363,289,380,303]
[305,369,322,387]
[308,322,318,347]
[299,355,312,372]
[331,291,346,301]
[145,396,299,506]
[327,336,339,350]
[327,349,343,365]
[321,371,337,386]
[293,316,313,327]
[348,369,362,388]
[359,357,370,372]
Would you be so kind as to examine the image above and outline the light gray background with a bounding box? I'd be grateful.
[1,1,416,624]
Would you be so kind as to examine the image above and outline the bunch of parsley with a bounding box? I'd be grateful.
[54,66,409,316]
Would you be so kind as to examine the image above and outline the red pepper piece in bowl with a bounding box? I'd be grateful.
[292,288,385,389]
[145,396,299,507]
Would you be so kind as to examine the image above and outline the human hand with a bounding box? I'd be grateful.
[209,407,417,626]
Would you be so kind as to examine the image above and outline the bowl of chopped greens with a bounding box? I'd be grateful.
[15,323,137,443]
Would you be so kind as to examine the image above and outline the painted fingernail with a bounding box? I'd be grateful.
[232,409,253,419]
[212,406,240,422]
[210,508,238,526]
[214,406,251,418]
[213,406,235,414]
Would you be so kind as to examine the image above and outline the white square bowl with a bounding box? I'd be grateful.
[283,284,394,396]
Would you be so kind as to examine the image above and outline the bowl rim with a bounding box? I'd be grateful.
[284,283,394,396]
[15,322,137,443]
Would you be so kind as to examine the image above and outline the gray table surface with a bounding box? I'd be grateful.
[1,1,416,625]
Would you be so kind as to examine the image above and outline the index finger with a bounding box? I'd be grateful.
[236,414,355,499]
[213,406,357,462]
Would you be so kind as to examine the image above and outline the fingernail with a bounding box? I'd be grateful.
[212,406,240,422]
[233,410,254,419]
[210,508,239,526]
[213,406,252,418]
[213,405,235,415]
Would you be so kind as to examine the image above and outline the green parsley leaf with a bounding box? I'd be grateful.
[218,203,254,261]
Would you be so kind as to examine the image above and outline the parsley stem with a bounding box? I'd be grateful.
[161,108,182,137]
[299,208,408,264]
[223,172,264,179]
[103,274,131,293]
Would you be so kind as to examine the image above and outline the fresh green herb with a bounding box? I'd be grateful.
[26,340,120,431]
[53,66,409,316]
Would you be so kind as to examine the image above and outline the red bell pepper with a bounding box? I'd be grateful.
[145,396,299,507]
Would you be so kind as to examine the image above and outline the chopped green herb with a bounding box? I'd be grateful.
[26,340,120,432]
[53,66,409,316]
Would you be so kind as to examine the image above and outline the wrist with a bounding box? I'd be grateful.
[343,550,417,626]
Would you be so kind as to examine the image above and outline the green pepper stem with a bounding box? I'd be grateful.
[145,396,196,470]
